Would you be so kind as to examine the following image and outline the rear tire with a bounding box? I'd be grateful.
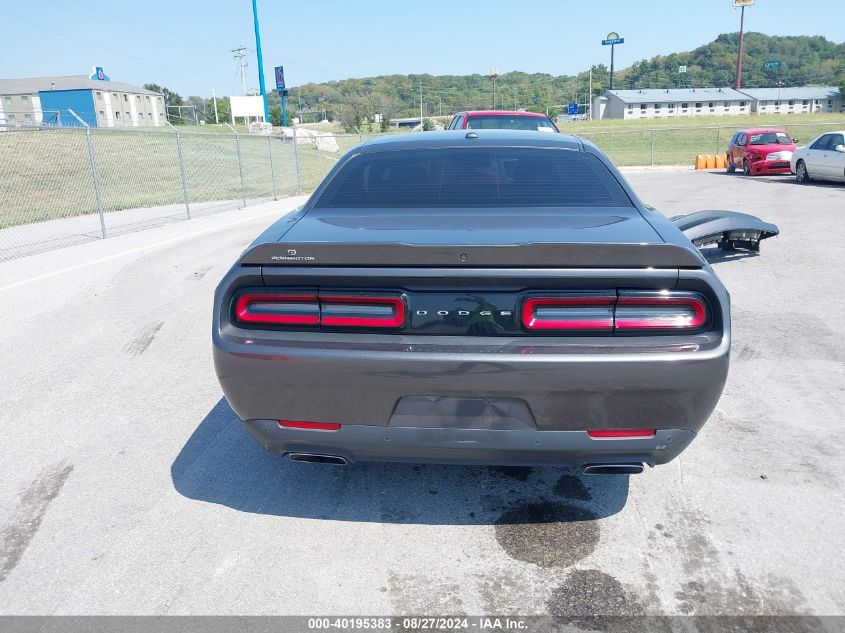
[743,160,753,177]
[795,160,810,183]
[726,156,736,173]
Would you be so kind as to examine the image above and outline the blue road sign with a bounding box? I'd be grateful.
[274,66,285,92]
[567,103,578,115]
[602,37,624,45]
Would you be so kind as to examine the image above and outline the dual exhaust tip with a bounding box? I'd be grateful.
[288,453,644,475]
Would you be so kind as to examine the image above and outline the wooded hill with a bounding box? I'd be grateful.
[276,33,844,127]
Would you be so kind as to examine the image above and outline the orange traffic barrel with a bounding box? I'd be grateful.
[695,155,707,170]
[705,155,716,169]
[715,154,727,169]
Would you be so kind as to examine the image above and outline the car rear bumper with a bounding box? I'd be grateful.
[243,420,697,469]
[214,330,729,463]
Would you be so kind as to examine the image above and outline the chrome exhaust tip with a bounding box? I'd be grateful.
[288,453,349,466]
[583,463,644,475]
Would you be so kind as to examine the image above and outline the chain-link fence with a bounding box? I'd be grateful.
[2,121,843,261]
[0,126,302,260]
[576,120,845,166]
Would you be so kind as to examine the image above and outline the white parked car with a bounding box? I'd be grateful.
[791,130,845,183]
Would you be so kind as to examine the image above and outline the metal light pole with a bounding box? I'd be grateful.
[210,89,219,124]
[489,67,499,109]
[733,0,754,89]
[251,0,269,122]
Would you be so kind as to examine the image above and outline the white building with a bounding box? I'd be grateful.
[593,86,844,121]
[739,86,843,115]
[598,88,751,120]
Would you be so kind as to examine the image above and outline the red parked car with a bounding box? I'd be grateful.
[447,110,559,132]
[726,128,797,176]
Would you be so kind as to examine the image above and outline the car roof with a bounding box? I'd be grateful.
[458,110,549,118]
[356,129,584,152]
[738,128,790,135]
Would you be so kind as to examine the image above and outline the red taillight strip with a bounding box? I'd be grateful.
[588,429,656,439]
[320,295,406,328]
[279,420,342,431]
[522,296,616,331]
[615,295,708,330]
[235,293,319,325]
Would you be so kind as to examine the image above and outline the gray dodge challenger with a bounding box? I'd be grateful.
[213,130,778,474]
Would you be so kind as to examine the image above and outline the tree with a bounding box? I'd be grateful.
[143,84,183,107]
[209,97,231,124]
[380,114,389,132]
[144,83,183,124]
[339,96,367,133]
[422,118,434,131]
[269,105,282,127]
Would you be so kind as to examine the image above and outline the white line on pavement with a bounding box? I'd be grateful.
[0,208,284,294]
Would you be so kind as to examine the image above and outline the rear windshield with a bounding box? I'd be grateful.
[748,131,792,145]
[466,115,557,132]
[314,148,632,209]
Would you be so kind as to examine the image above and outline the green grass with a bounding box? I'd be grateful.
[0,128,298,229]
[2,114,843,230]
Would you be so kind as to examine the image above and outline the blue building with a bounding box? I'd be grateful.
[0,69,165,128]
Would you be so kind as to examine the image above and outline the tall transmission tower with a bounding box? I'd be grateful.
[232,46,249,95]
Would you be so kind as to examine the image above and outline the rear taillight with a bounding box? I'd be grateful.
[615,292,708,331]
[235,292,320,325]
[320,294,405,328]
[522,295,615,331]
[521,291,709,333]
[279,420,342,431]
[588,429,656,439]
[234,291,405,329]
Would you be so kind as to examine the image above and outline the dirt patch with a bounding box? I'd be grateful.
[0,462,73,582]
[547,569,648,630]
[124,321,164,356]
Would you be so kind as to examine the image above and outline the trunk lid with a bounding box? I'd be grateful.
[241,208,703,269]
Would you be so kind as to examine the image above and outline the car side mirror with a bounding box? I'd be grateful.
[792,138,798,144]
[836,144,845,153]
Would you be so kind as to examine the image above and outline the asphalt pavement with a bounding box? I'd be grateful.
[1,170,843,617]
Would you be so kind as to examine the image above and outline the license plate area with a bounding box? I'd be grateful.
[389,396,537,430]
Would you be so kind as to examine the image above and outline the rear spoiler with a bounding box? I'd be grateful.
[240,241,705,269]
[671,210,779,252]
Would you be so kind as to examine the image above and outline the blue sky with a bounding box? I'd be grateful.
[1,0,843,97]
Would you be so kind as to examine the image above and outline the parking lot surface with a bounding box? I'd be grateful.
[1,170,843,617]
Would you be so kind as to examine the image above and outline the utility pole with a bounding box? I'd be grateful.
[232,46,248,95]
[489,67,499,109]
[211,89,219,124]
[588,67,593,120]
[733,1,753,90]
[251,0,269,122]
[419,82,423,131]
